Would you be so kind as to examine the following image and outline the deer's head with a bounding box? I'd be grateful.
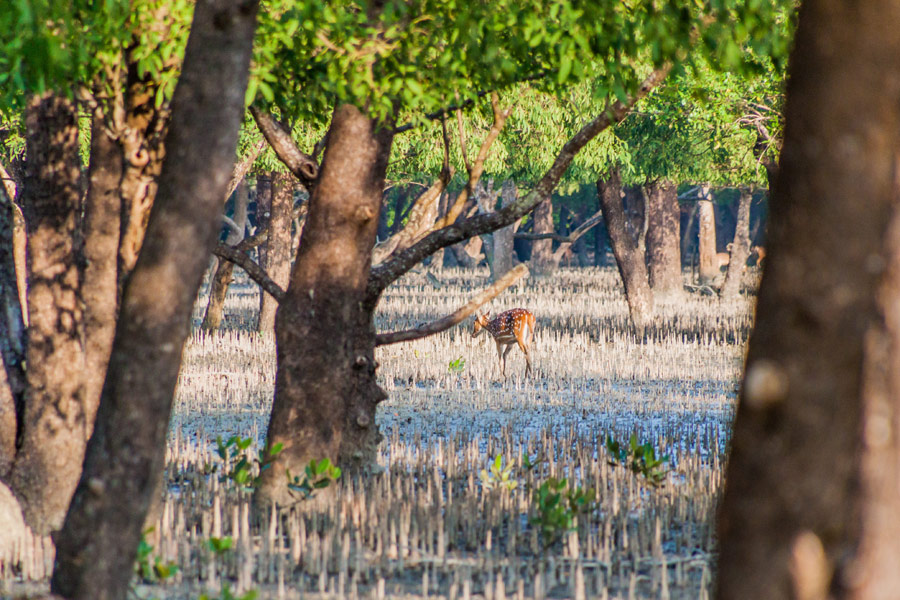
[472,312,490,337]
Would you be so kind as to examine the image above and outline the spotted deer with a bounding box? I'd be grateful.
[472,308,536,377]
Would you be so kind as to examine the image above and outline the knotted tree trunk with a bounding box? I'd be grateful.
[255,105,394,507]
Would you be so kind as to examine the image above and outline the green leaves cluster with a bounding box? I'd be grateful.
[286,457,342,500]
[0,0,192,113]
[251,0,780,124]
[530,477,595,548]
[213,435,283,492]
[134,527,179,584]
[605,433,670,486]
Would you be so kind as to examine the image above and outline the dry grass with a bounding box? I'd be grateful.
[1,266,759,599]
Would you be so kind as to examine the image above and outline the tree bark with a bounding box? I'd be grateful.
[716,0,900,597]
[490,181,519,280]
[697,194,718,284]
[7,93,87,535]
[597,171,654,333]
[530,196,554,275]
[720,188,752,300]
[51,1,259,597]
[258,172,292,331]
[255,104,394,507]
[81,112,124,432]
[645,179,682,297]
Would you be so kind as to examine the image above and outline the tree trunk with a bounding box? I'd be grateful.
[597,171,654,333]
[202,182,250,330]
[697,194,718,284]
[530,196,554,274]
[258,172,292,331]
[491,181,519,280]
[0,196,26,477]
[51,1,259,597]
[645,179,682,297]
[720,188,752,300]
[81,112,124,432]
[255,105,394,507]
[594,195,609,266]
[716,0,900,597]
[6,94,86,535]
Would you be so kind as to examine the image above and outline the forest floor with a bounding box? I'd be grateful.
[2,266,759,600]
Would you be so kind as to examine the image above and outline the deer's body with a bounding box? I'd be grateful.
[472,308,536,376]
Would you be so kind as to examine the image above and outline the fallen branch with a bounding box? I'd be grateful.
[212,232,285,303]
[375,263,529,346]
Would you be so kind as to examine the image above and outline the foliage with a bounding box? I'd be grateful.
[479,454,517,491]
[286,458,342,500]
[134,528,179,584]
[447,356,466,373]
[606,433,670,486]
[206,536,234,557]
[0,0,193,113]
[530,477,595,548]
[213,436,283,492]
[251,0,793,125]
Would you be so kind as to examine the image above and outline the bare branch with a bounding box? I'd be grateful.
[515,209,604,243]
[373,118,455,265]
[212,231,285,303]
[250,106,319,188]
[225,138,266,200]
[435,92,513,229]
[0,162,17,204]
[375,263,529,346]
[366,66,671,303]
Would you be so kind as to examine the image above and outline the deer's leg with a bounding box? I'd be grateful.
[495,340,505,376]
[516,338,532,377]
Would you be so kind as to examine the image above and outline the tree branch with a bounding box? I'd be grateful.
[435,92,512,229]
[515,209,605,243]
[367,66,671,303]
[212,231,285,303]
[373,117,455,265]
[375,263,529,346]
[225,138,266,200]
[250,106,319,189]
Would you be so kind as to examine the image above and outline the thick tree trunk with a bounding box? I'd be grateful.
[720,188,752,300]
[597,171,654,333]
[256,105,394,507]
[202,182,250,330]
[7,94,86,535]
[530,196,554,274]
[716,0,900,597]
[258,172,293,331]
[645,179,682,297]
[51,2,259,597]
[81,113,124,431]
[697,195,718,284]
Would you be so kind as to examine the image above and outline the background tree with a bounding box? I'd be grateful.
[716,0,900,597]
